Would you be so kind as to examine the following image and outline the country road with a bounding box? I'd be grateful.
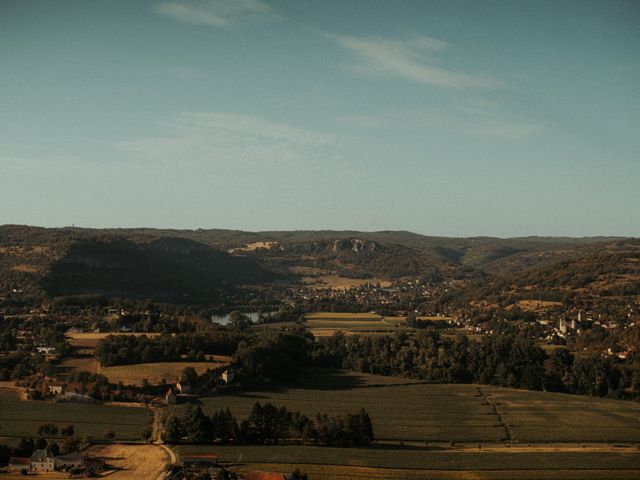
[86,443,172,480]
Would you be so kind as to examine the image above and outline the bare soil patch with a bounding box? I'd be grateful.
[86,443,169,480]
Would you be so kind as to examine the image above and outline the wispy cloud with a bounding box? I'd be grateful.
[118,112,338,173]
[330,34,504,89]
[155,0,279,29]
[337,104,542,141]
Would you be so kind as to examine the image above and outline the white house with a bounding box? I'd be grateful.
[31,449,55,472]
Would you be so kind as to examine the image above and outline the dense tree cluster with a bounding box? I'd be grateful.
[312,329,639,398]
[0,316,71,381]
[161,402,374,447]
[232,330,314,384]
[95,326,242,366]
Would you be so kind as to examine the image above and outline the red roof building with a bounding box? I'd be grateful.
[244,471,292,480]
[8,457,31,470]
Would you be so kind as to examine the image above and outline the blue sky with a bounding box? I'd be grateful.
[1,0,639,236]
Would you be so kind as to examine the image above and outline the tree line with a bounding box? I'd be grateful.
[162,402,374,447]
[95,326,242,366]
[311,329,639,398]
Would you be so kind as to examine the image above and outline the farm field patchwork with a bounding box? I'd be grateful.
[66,332,162,351]
[59,356,100,374]
[175,444,640,476]
[302,312,402,337]
[235,464,640,480]
[101,361,227,386]
[179,382,505,442]
[383,315,453,324]
[488,388,640,442]
[178,378,640,444]
[0,392,152,441]
[257,312,456,337]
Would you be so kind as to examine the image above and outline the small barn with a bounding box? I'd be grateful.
[8,457,31,471]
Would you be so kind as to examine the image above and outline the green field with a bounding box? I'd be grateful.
[302,312,396,337]
[189,384,502,442]
[101,360,228,386]
[174,371,640,444]
[0,392,152,441]
[175,444,640,478]
[260,312,456,337]
[490,388,640,442]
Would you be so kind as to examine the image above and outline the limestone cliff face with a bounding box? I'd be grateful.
[332,238,377,254]
[274,238,378,255]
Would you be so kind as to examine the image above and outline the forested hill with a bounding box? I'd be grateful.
[0,226,281,303]
[0,225,631,303]
[507,239,640,296]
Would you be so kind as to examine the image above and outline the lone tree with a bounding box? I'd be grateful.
[103,429,115,441]
[180,366,198,385]
[37,423,59,438]
[61,424,75,437]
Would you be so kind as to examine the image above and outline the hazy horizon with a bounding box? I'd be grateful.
[2,0,639,237]
[2,222,635,241]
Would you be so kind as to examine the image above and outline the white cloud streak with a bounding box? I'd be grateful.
[337,105,542,141]
[118,112,338,173]
[330,34,504,89]
[155,0,279,29]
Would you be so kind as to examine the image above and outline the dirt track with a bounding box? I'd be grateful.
[86,444,170,480]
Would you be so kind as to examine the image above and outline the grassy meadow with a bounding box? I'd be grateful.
[260,312,456,337]
[491,388,640,442]
[175,370,640,444]
[101,361,227,386]
[175,444,640,477]
[301,312,400,337]
[0,391,152,441]
[177,374,504,443]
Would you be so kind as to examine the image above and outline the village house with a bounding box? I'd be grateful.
[8,452,102,473]
[221,369,234,384]
[31,449,55,472]
[165,387,177,405]
[176,381,192,394]
[36,346,56,355]
[47,380,64,395]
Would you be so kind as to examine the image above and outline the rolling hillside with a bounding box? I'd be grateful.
[0,226,281,302]
[0,225,633,303]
